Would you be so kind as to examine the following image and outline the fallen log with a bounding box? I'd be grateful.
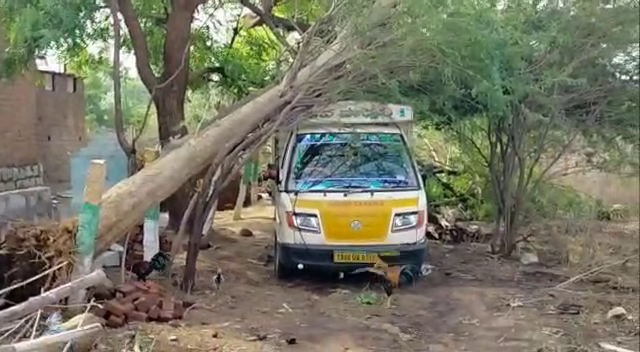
[94,0,400,255]
[0,323,102,352]
[0,270,107,325]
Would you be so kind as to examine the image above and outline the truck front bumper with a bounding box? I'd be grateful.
[277,242,428,272]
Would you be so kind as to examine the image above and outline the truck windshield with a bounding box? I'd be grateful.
[288,132,419,191]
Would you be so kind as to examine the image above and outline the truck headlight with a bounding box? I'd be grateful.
[392,211,425,232]
[286,212,321,233]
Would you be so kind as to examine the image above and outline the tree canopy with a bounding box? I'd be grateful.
[1,0,637,255]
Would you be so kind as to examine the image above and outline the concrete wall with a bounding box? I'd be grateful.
[0,163,45,192]
[0,187,52,229]
[36,71,87,184]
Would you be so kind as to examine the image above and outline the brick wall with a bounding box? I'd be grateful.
[0,73,39,167]
[36,71,87,184]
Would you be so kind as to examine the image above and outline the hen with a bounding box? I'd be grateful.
[131,251,171,282]
[352,256,420,308]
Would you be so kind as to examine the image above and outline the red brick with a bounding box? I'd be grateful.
[161,297,174,311]
[89,306,107,318]
[146,281,165,294]
[115,284,137,295]
[106,314,125,328]
[134,295,160,313]
[104,300,128,316]
[131,281,149,292]
[158,310,173,322]
[121,291,144,304]
[148,306,160,320]
[126,310,148,322]
[122,302,135,315]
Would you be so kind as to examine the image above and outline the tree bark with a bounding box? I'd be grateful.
[119,0,199,229]
[155,4,198,229]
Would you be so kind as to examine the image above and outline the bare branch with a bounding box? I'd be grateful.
[110,0,133,157]
[239,0,298,55]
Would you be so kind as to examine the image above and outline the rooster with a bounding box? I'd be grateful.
[351,256,420,308]
[131,251,171,282]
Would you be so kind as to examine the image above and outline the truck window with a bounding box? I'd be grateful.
[288,132,419,191]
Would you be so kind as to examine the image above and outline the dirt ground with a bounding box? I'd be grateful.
[95,202,639,352]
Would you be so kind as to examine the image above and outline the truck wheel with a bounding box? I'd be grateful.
[274,236,292,280]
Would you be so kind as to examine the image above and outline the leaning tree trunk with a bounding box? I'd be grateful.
[154,90,193,230]
[94,0,401,256]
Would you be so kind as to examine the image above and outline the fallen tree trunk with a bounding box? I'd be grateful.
[0,323,102,352]
[96,85,285,254]
[0,270,107,325]
[95,0,400,255]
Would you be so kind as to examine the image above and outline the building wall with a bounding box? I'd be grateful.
[36,72,87,184]
[0,72,39,167]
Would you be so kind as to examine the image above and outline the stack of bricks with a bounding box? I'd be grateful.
[93,280,189,328]
[124,224,173,270]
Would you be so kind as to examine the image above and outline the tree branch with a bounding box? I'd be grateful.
[188,66,227,84]
[239,0,300,55]
[247,13,311,33]
[110,0,133,158]
[117,0,158,90]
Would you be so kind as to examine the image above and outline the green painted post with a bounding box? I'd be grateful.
[71,159,106,307]
[143,148,161,261]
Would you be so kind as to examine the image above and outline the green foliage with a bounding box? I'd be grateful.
[0,0,105,77]
[525,182,599,220]
[0,0,294,100]
[334,0,638,247]
[74,60,153,133]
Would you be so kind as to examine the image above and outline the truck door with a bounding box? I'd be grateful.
[273,130,294,225]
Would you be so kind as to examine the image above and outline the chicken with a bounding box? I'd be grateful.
[131,251,171,282]
[212,268,224,291]
[352,255,420,308]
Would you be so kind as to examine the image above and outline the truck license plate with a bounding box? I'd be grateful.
[333,251,379,263]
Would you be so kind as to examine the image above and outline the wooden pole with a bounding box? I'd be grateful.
[0,323,102,352]
[250,149,260,205]
[0,270,107,325]
[142,148,161,261]
[233,154,259,220]
[232,178,248,221]
[70,160,106,307]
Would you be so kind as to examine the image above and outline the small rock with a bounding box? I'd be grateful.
[169,336,178,342]
[246,333,268,341]
[169,320,182,328]
[212,331,219,338]
[607,306,628,320]
[239,228,254,237]
[380,323,401,335]
[519,251,539,265]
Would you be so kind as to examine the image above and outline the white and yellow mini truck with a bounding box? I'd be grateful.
[265,101,429,278]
